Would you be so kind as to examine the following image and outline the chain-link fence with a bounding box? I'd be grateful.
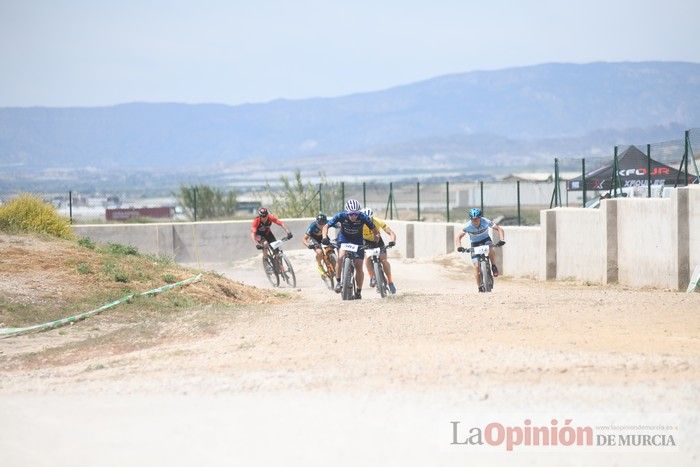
[3,129,697,226]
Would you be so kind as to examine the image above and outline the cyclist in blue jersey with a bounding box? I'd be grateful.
[321,199,379,299]
[455,208,505,291]
[303,212,328,274]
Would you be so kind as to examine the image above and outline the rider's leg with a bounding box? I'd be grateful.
[364,256,374,279]
[336,250,344,282]
[488,249,499,276]
[380,253,393,283]
[355,257,364,290]
[315,247,324,268]
[473,260,481,287]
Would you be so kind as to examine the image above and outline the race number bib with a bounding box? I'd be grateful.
[269,240,284,250]
[365,247,381,257]
[471,245,490,255]
[340,243,359,252]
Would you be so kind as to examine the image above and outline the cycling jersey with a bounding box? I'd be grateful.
[251,214,283,236]
[327,211,375,245]
[305,221,324,242]
[362,217,389,242]
[463,217,494,243]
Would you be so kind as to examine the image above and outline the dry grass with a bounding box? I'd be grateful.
[0,233,285,328]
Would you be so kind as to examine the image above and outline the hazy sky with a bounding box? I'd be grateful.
[1,0,699,107]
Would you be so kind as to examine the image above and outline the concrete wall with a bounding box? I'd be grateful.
[73,186,700,290]
[553,208,606,283]
[616,197,677,289]
[501,226,541,279]
[74,219,314,264]
[689,186,700,276]
[412,222,456,258]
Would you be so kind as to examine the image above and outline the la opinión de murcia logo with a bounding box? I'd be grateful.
[451,420,677,451]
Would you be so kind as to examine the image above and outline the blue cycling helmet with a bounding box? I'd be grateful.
[468,208,482,219]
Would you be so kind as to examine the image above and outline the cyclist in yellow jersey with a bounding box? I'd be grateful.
[361,207,397,294]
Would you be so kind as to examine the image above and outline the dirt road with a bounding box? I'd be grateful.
[1,249,699,466]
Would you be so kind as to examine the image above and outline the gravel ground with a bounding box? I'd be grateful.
[1,249,699,466]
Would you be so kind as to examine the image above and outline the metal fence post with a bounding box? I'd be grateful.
[612,146,619,198]
[685,130,690,186]
[416,182,421,221]
[319,183,323,212]
[389,182,394,220]
[479,181,484,213]
[646,144,651,197]
[341,182,345,203]
[446,181,450,222]
[516,181,521,225]
[192,187,197,222]
[69,190,73,224]
[582,158,587,207]
[362,182,366,207]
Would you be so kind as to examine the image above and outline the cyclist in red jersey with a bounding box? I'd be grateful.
[251,207,292,263]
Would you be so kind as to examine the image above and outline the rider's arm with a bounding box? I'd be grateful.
[303,233,311,246]
[251,219,260,245]
[492,223,504,241]
[270,215,290,235]
[321,224,329,239]
[455,231,466,249]
[383,225,397,243]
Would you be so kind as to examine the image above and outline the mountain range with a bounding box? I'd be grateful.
[1,61,698,181]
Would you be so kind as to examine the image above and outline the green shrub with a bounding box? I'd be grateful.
[77,263,92,274]
[78,237,96,249]
[113,272,129,283]
[107,242,139,256]
[0,194,74,239]
[162,273,177,284]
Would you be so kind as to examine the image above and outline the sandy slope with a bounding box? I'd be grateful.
[1,248,699,466]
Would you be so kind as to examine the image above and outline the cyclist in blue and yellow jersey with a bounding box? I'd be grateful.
[321,199,379,299]
[303,212,329,275]
[361,207,398,294]
[455,208,505,291]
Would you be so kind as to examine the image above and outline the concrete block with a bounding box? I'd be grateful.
[540,210,557,280]
[616,197,675,289]
[553,207,606,283]
[602,200,618,284]
[687,186,700,286]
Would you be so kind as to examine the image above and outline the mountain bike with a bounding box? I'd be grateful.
[320,244,337,290]
[365,243,394,298]
[338,242,364,300]
[307,241,337,290]
[262,236,296,288]
[463,241,505,293]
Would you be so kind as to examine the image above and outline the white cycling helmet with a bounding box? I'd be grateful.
[361,207,373,217]
[344,199,361,212]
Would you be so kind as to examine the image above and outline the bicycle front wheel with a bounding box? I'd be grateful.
[480,260,493,292]
[280,254,296,288]
[373,260,387,298]
[341,257,355,300]
[263,255,279,287]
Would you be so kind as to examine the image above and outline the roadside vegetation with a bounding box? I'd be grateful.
[0,194,285,332]
[265,170,344,217]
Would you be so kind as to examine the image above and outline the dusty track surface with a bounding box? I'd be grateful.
[2,249,699,466]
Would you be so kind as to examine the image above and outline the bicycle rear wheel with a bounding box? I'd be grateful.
[263,255,279,287]
[280,254,296,288]
[373,261,387,298]
[341,257,355,300]
[320,261,333,290]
